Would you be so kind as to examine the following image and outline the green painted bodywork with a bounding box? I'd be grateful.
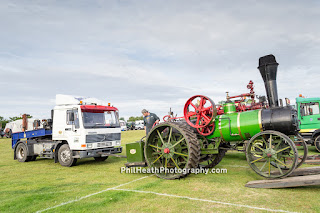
[207,109,262,141]
[126,141,145,163]
[223,102,236,114]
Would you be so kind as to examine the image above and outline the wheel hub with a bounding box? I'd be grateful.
[264,148,276,158]
[162,144,175,159]
[18,148,24,159]
[61,150,71,163]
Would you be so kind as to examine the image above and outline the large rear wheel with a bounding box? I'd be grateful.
[144,122,200,179]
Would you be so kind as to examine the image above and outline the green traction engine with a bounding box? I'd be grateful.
[127,55,308,180]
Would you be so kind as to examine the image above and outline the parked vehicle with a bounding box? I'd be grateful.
[120,120,127,131]
[296,96,320,151]
[126,122,135,130]
[12,95,122,166]
[0,129,5,138]
[135,120,144,130]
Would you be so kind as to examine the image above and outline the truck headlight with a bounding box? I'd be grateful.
[116,141,121,146]
[87,144,92,148]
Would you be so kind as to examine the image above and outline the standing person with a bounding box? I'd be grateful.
[141,109,160,135]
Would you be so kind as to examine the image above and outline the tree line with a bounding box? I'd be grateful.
[119,116,143,122]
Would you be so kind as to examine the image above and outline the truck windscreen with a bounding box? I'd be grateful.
[82,111,120,128]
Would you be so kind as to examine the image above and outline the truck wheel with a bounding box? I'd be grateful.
[16,143,29,162]
[58,144,77,167]
[314,135,320,152]
[94,156,108,162]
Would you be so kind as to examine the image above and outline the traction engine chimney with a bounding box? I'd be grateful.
[258,54,279,108]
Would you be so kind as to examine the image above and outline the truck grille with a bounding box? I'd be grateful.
[97,142,112,147]
[86,133,121,143]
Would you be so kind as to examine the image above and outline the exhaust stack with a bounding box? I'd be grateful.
[258,54,279,108]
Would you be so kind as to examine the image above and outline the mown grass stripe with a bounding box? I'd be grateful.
[113,188,297,213]
[35,175,153,213]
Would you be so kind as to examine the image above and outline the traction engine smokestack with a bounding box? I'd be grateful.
[258,54,279,108]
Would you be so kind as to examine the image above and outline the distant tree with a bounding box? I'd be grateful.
[128,116,135,122]
[0,116,9,129]
[128,116,144,122]
[119,117,125,121]
[136,116,143,121]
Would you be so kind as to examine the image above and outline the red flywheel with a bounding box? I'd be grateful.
[183,95,217,129]
[197,123,215,136]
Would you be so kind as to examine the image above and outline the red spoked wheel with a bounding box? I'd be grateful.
[197,123,215,136]
[184,95,217,128]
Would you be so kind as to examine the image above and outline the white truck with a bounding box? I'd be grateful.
[12,95,122,167]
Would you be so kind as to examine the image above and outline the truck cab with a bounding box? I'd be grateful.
[296,97,320,151]
[12,95,122,166]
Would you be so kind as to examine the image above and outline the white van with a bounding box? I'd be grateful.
[135,120,144,130]
[120,120,127,131]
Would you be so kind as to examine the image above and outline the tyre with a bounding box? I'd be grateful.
[314,135,320,152]
[58,144,77,167]
[94,156,108,162]
[198,134,226,168]
[16,143,29,162]
[144,122,200,180]
[199,148,226,168]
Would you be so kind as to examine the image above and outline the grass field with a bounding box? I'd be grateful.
[1,130,320,212]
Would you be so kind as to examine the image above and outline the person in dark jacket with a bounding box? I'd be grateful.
[141,109,160,135]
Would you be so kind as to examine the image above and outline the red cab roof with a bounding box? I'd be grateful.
[80,105,118,113]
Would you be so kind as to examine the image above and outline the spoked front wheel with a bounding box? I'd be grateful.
[246,131,298,179]
[293,135,308,168]
[144,122,200,179]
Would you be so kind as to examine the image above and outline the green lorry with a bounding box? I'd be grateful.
[296,96,320,152]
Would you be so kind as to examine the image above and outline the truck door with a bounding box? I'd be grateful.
[65,108,81,149]
[299,102,320,132]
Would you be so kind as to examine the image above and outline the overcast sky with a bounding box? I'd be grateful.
[1,0,320,120]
